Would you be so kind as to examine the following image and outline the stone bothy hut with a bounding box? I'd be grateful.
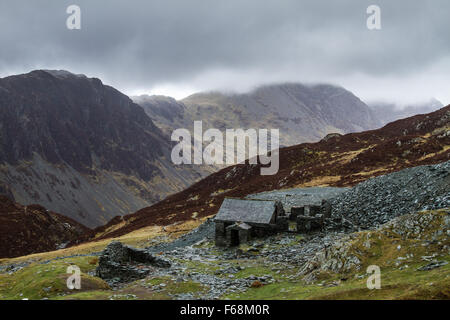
[214,198,287,247]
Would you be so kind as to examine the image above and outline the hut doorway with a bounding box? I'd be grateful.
[230,229,240,246]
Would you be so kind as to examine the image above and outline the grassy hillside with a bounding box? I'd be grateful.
[1,209,448,300]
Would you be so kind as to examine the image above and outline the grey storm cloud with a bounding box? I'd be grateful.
[1,0,450,103]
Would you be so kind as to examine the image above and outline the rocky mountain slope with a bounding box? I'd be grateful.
[133,95,189,139]
[0,70,208,227]
[94,105,450,239]
[134,83,381,148]
[0,196,91,259]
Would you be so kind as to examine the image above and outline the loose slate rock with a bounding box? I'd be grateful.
[96,241,170,283]
[417,261,448,271]
[328,161,450,231]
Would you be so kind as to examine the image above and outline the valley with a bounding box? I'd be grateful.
[0,71,448,301]
[2,0,449,305]
[1,159,449,300]
[93,105,450,239]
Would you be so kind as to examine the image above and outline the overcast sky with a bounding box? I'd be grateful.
[1,0,449,104]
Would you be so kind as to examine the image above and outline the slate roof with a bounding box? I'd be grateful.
[245,187,348,213]
[215,198,277,224]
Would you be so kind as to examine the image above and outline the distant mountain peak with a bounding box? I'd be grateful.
[368,99,444,126]
[0,70,209,227]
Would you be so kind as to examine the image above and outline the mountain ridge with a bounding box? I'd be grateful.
[135,82,381,148]
[0,70,209,227]
[368,98,444,126]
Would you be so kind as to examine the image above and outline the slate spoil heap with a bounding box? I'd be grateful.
[328,160,450,231]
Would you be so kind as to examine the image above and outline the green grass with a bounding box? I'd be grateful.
[0,256,108,300]
[52,290,113,300]
[137,276,209,298]
[233,264,278,279]
[165,280,208,295]
[181,260,221,275]
[225,261,450,300]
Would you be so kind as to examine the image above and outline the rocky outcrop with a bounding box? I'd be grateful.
[96,241,171,284]
[299,209,450,282]
[298,234,362,282]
